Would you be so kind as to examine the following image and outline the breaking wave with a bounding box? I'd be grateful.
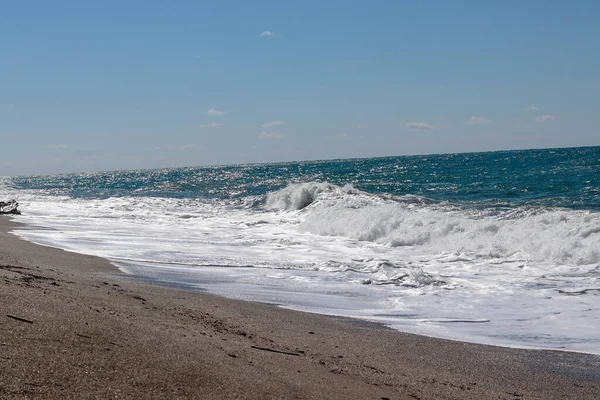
[265,182,600,266]
[264,182,340,210]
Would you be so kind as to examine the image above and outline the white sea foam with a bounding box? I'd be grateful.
[299,197,600,266]
[264,181,339,210]
[3,181,600,354]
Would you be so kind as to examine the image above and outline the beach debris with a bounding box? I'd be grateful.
[6,314,33,324]
[250,345,300,356]
[130,294,146,302]
[76,333,93,339]
[76,333,121,347]
[0,200,20,215]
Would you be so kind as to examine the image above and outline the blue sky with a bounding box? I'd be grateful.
[1,1,599,175]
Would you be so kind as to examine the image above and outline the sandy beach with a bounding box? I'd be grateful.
[1,216,599,399]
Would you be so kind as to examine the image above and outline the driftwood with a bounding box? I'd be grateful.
[0,200,20,215]
[76,333,93,339]
[250,345,300,356]
[7,314,33,324]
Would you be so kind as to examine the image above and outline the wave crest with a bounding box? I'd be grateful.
[264,182,339,210]
[298,195,600,266]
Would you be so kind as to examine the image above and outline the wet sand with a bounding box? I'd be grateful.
[1,216,599,399]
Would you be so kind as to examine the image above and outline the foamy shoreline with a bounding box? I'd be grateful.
[1,215,600,399]
[4,152,600,355]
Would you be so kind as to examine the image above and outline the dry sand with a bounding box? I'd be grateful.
[1,216,599,399]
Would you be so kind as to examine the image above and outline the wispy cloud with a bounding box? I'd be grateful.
[338,132,349,138]
[200,122,223,128]
[207,108,224,116]
[180,144,205,151]
[536,114,556,122]
[262,120,284,128]
[42,144,67,150]
[406,122,435,131]
[260,31,277,38]
[141,146,164,152]
[527,105,539,111]
[467,116,491,125]
[259,132,283,140]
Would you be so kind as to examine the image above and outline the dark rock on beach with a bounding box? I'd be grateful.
[0,200,20,215]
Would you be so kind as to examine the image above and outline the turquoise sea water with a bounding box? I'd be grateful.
[2,146,600,353]
[9,146,600,210]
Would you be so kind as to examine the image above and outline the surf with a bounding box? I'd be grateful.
[2,147,600,354]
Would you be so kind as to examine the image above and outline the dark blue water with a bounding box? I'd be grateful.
[9,146,600,211]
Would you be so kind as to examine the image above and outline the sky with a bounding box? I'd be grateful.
[1,1,599,175]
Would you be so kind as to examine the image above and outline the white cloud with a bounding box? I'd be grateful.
[527,105,538,111]
[338,132,349,138]
[262,120,284,128]
[536,114,556,122]
[200,122,223,128]
[467,116,491,125]
[207,108,224,116]
[142,146,163,152]
[42,144,67,150]
[258,132,283,140]
[260,31,277,38]
[406,122,435,131]
[180,144,205,151]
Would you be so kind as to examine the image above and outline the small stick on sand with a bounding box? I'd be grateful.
[251,345,300,356]
[76,333,93,339]
[7,314,34,324]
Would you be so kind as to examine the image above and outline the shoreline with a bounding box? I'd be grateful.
[12,215,600,358]
[1,215,599,399]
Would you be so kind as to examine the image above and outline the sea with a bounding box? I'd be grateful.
[1,146,599,354]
